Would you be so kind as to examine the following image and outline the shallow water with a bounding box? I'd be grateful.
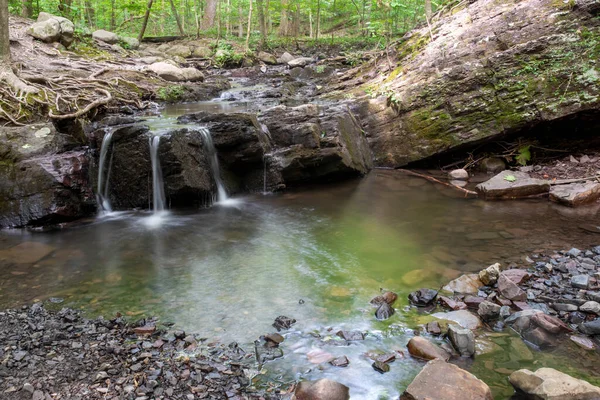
[1,171,599,398]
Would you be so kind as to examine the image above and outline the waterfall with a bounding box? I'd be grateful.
[199,127,228,203]
[97,130,114,212]
[149,135,166,213]
[263,155,267,194]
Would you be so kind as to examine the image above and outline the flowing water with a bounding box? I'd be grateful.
[97,130,114,212]
[149,135,167,213]
[1,171,599,398]
[198,127,228,203]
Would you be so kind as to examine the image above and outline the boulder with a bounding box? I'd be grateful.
[478,301,501,321]
[293,379,349,400]
[448,169,469,180]
[119,36,140,50]
[278,52,296,63]
[408,288,438,306]
[27,12,74,47]
[148,62,204,82]
[375,302,395,320]
[509,368,600,400]
[92,29,119,44]
[407,337,450,361]
[257,51,277,64]
[476,171,550,199]
[442,274,483,294]
[448,324,475,357]
[505,310,571,348]
[498,273,526,301]
[165,44,192,58]
[571,275,590,289]
[431,310,482,330]
[579,319,600,335]
[288,57,314,67]
[550,182,600,207]
[502,269,531,285]
[401,360,493,400]
[478,263,501,285]
[370,291,398,305]
[580,301,600,315]
[479,157,506,174]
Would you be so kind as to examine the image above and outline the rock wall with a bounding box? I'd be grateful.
[346,0,600,167]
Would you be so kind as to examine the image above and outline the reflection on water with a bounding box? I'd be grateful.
[0,170,599,399]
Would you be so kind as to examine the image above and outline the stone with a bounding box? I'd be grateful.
[552,303,578,312]
[580,301,600,315]
[27,19,60,43]
[431,310,482,330]
[278,52,296,63]
[464,295,486,309]
[498,274,526,301]
[570,335,595,350]
[288,57,314,67]
[448,324,475,357]
[479,157,506,174]
[148,62,205,82]
[307,349,334,364]
[329,356,349,367]
[509,368,600,400]
[408,288,438,306]
[381,291,398,305]
[28,12,74,47]
[478,301,501,321]
[401,360,493,400]
[375,302,395,320]
[579,319,600,335]
[550,182,600,207]
[257,51,277,64]
[476,171,550,199]
[571,275,590,289]
[442,274,483,294]
[372,361,390,373]
[567,248,582,257]
[336,330,364,341]
[407,337,450,361]
[265,333,284,345]
[502,269,532,285]
[93,29,119,44]
[438,296,467,310]
[376,353,396,363]
[273,316,296,331]
[426,321,442,335]
[165,44,192,58]
[478,263,501,285]
[293,379,349,400]
[119,36,140,50]
[448,169,469,180]
[134,325,156,335]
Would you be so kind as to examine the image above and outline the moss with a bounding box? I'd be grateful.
[396,33,430,61]
[156,86,186,102]
[404,107,455,143]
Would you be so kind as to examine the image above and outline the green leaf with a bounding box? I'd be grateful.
[515,145,531,166]
[504,174,517,182]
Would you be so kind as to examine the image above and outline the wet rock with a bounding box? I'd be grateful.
[401,360,493,400]
[407,337,450,361]
[478,263,501,285]
[371,291,398,306]
[376,353,396,363]
[442,274,483,294]
[464,295,486,309]
[336,330,364,341]
[372,360,390,373]
[307,349,334,364]
[579,319,600,335]
[478,301,501,321]
[92,29,119,44]
[264,333,284,346]
[502,269,531,285]
[273,316,296,331]
[571,275,590,289]
[148,62,204,82]
[448,169,469,180]
[431,310,482,330]
[438,296,467,310]
[509,368,600,400]
[408,288,438,306]
[580,301,600,315]
[426,321,442,335]
[479,158,506,174]
[293,378,349,400]
[570,335,595,350]
[375,302,395,320]
[550,182,600,207]
[329,356,349,367]
[498,273,527,301]
[448,325,475,357]
[476,171,550,199]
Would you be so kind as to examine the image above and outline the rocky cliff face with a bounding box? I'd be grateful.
[341,0,600,167]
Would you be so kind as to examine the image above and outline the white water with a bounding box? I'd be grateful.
[149,135,167,213]
[198,127,228,203]
[97,130,114,212]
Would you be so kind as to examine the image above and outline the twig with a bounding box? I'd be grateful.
[397,169,478,197]
[550,175,600,185]
[49,89,112,120]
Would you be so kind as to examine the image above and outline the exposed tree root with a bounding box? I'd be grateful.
[0,62,39,95]
[397,169,479,198]
[49,89,112,120]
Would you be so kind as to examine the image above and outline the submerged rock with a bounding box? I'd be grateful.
[401,360,493,400]
[509,368,600,400]
[550,182,600,207]
[431,310,482,330]
[375,303,395,320]
[293,379,349,400]
[408,288,438,306]
[407,337,450,361]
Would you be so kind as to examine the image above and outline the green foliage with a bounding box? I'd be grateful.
[503,174,517,182]
[156,85,185,102]
[515,145,531,166]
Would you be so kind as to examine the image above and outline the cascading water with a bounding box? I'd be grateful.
[97,130,114,212]
[199,127,228,203]
[149,135,167,213]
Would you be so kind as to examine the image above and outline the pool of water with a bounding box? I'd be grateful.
[1,170,599,398]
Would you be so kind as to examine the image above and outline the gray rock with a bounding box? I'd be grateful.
[293,379,349,400]
[278,52,296,63]
[448,169,469,180]
[148,62,204,82]
[431,310,482,330]
[567,248,582,257]
[119,36,140,50]
[580,319,600,335]
[571,275,590,289]
[478,301,501,321]
[498,273,527,301]
[580,301,600,315]
[165,44,192,58]
[288,57,314,67]
[27,12,74,47]
[551,182,600,207]
[257,51,277,64]
[336,330,364,341]
[375,302,395,320]
[479,157,506,174]
[476,171,550,199]
[448,324,475,357]
[372,360,390,373]
[93,29,119,44]
[509,367,600,400]
[408,288,438,306]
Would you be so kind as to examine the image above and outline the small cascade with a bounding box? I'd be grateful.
[149,135,167,213]
[263,155,267,194]
[97,130,114,212]
[199,127,228,203]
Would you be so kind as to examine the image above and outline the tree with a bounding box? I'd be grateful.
[0,0,37,94]
[21,0,33,18]
[256,0,267,48]
[203,0,218,29]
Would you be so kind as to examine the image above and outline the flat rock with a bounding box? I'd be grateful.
[579,319,600,335]
[448,325,475,357]
[307,349,334,364]
[407,337,450,361]
[442,274,483,294]
[580,301,600,315]
[288,57,314,67]
[498,273,526,301]
[293,379,349,400]
[571,275,590,289]
[570,335,595,350]
[329,356,349,367]
[502,269,532,285]
[476,171,550,199]
[431,310,482,330]
[401,360,493,400]
[509,368,600,400]
[92,29,119,44]
[550,182,600,207]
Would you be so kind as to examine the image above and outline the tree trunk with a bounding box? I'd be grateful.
[292,2,300,37]
[84,0,95,28]
[110,0,115,30]
[425,0,432,20]
[238,1,243,37]
[316,0,320,40]
[168,0,185,35]
[138,0,154,42]
[58,0,72,19]
[265,0,271,34]
[279,0,288,36]
[256,0,266,48]
[245,0,253,50]
[0,0,9,62]
[21,0,32,18]
[202,0,218,29]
